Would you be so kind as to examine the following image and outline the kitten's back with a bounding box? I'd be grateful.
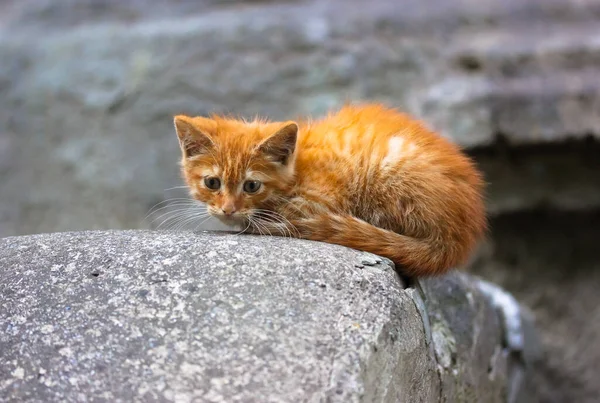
[295,103,486,268]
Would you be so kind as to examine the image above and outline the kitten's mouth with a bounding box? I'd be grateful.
[212,213,248,228]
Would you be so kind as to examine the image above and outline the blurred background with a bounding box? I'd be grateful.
[1,0,599,401]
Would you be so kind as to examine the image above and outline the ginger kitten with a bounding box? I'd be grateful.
[173,104,486,277]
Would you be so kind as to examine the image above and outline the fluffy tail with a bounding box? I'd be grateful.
[293,214,475,277]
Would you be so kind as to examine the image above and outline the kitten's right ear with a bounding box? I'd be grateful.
[258,122,298,165]
[173,115,216,158]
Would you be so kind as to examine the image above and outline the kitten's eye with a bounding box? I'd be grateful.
[243,180,262,194]
[204,176,221,190]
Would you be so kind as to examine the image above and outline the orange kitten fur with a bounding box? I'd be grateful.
[173,104,486,277]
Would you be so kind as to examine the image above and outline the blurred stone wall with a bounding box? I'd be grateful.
[1,0,600,401]
[2,0,600,237]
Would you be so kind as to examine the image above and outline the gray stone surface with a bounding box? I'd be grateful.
[2,0,600,237]
[0,230,539,402]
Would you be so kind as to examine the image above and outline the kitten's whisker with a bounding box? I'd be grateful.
[147,202,204,216]
[259,220,274,236]
[163,212,207,231]
[248,217,262,235]
[194,216,215,232]
[149,203,206,217]
[249,217,269,236]
[165,212,195,231]
[151,207,206,226]
[163,185,190,192]
[234,219,252,236]
[157,213,194,230]
[171,214,203,231]
[171,212,211,231]
[247,217,260,235]
[144,198,204,220]
[151,199,202,207]
[146,197,198,212]
[155,210,210,230]
[252,209,300,238]
[153,211,193,227]
[270,196,307,217]
[252,217,273,237]
[261,214,292,238]
[145,202,203,221]
[251,211,286,237]
[184,213,213,231]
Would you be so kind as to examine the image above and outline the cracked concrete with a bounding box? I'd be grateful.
[0,230,539,402]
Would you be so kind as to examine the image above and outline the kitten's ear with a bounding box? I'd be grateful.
[173,115,216,158]
[258,122,298,165]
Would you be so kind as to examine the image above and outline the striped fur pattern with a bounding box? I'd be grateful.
[173,104,486,276]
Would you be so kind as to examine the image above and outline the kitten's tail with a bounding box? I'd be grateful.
[295,214,479,277]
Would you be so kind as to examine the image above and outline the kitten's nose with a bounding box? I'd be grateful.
[221,203,237,216]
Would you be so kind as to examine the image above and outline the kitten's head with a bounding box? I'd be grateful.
[173,114,298,227]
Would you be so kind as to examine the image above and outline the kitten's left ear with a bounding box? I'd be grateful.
[258,122,298,165]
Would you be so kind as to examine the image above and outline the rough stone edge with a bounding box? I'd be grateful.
[473,278,542,403]
[401,274,541,403]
